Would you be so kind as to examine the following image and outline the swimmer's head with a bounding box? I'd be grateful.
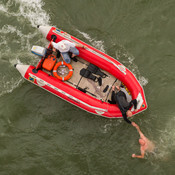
[126,110,133,117]
[139,139,145,146]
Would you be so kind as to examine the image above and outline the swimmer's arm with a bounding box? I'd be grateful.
[133,124,145,139]
[132,149,145,159]
[137,129,145,139]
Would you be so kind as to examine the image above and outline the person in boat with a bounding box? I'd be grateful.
[51,40,87,63]
[109,85,138,124]
[132,122,155,158]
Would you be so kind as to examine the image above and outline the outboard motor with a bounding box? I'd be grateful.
[31,46,46,57]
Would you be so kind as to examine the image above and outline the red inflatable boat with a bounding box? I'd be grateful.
[15,25,147,118]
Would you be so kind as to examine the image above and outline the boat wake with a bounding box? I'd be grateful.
[115,45,148,87]
[153,116,175,161]
[0,0,50,27]
[77,29,148,87]
[16,0,50,27]
[0,0,50,97]
[76,29,106,53]
[0,0,148,99]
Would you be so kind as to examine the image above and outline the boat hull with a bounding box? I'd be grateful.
[15,26,147,118]
[18,65,121,118]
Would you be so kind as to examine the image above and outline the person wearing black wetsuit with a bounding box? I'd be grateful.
[109,86,137,124]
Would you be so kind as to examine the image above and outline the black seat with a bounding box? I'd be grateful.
[87,64,107,78]
[80,68,97,82]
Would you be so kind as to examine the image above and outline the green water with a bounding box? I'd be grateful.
[0,0,175,174]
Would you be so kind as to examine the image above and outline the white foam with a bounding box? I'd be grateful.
[0,23,36,96]
[1,0,50,26]
[15,0,50,27]
[101,120,123,133]
[0,25,23,37]
[76,30,106,53]
[138,76,148,86]
[0,57,24,97]
[116,50,148,87]
[152,116,175,161]
[0,0,51,97]
[0,4,8,13]
[0,3,20,17]
[0,40,7,47]
[0,77,24,97]
[10,58,22,66]
[0,24,39,52]
[128,56,134,64]
[76,29,148,87]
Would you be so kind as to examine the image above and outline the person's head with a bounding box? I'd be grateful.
[139,139,145,146]
[126,110,133,117]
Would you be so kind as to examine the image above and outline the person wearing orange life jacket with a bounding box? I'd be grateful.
[51,40,87,63]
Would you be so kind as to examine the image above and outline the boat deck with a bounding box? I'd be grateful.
[42,55,132,103]
[69,57,121,102]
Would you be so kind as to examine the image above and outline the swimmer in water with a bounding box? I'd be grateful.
[131,122,155,159]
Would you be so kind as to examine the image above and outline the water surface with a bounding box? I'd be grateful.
[0,0,175,174]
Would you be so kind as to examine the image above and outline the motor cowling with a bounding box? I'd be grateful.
[31,46,46,57]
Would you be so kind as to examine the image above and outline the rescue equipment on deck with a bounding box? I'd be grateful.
[80,68,103,86]
[53,61,73,81]
[31,46,46,57]
[87,64,107,78]
[80,68,97,82]
[42,54,56,71]
[103,85,109,93]
[79,64,106,86]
